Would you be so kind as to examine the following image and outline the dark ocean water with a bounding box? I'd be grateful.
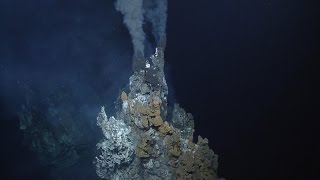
[166,1,318,179]
[0,0,318,179]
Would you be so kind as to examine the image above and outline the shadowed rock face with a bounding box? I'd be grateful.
[94,47,223,180]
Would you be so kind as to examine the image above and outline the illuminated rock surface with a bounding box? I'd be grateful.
[94,47,224,179]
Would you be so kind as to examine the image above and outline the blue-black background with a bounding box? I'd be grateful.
[166,1,318,179]
[0,0,318,179]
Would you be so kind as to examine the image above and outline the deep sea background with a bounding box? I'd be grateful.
[0,0,318,179]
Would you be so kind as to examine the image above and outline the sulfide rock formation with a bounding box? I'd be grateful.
[94,47,224,180]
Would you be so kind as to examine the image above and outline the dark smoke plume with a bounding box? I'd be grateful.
[143,0,167,48]
[115,0,167,58]
[115,0,145,56]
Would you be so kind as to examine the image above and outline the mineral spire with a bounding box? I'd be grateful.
[94,1,223,179]
[94,48,223,179]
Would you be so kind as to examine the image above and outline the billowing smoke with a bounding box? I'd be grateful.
[115,0,145,56]
[115,0,168,58]
[143,0,167,48]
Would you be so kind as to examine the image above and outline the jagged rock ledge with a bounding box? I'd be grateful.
[94,47,223,180]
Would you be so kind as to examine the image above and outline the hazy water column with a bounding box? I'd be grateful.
[114,0,168,58]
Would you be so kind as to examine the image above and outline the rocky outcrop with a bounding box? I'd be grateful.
[175,136,219,180]
[94,47,223,179]
[94,107,134,179]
